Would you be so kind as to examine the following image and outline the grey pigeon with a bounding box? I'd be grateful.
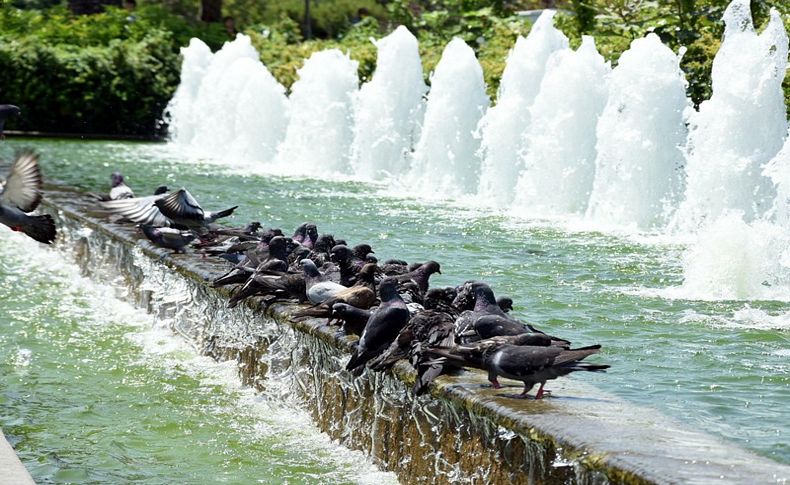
[0,105,20,137]
[453,281,568,345]
[0,150,56,244]
[139,224,195,253]
[346,277,410,374]
[302,259,347,304]
[109,172,134,200]
[429,339,608,399]
[154,188,237,232]
[328,302,371,336]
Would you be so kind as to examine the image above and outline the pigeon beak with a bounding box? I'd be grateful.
[437,270,442,274]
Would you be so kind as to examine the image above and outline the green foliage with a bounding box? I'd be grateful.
[0,6,198,136]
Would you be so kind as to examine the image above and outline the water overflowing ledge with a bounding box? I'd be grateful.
[39,186,790,485]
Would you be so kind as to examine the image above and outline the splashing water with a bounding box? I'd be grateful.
[512,36,610,216]
[407,38,489,197]
[167,34,289,165]
[351,26,427,180]
[586,34,690,230]
[160,1,790,303]
[476,10,568,207]
[672,1,789,232]
[274,49,359,175]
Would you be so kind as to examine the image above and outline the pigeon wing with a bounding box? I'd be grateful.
[0,150,43,212]
[155,188,204,221]
[102,195,171,226]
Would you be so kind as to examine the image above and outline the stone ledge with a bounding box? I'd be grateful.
[0,430,35,485]
[40,186,790,485]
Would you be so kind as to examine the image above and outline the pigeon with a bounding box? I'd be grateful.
[346,277,411,374]
[394,261,441,294]
[497,296,514,313]
[293,263,377,318]
[0,105,20,137]
[328,302,371,336]
[0,150,56,244]
[453,281,568,345]
[154,188,237,232]
[369,287,459,392]
[212,236,288,288]
[329,245,360,287]
[100,192,171,227]
[109,172,134,200]
[302,259,348,304]
[429,339,608,399]
[139,224,195,253]
[292,223,308,244]
[301,223,318,249]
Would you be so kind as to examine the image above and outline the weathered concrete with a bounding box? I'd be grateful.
[0,429,35,485]
[41,186,790,485]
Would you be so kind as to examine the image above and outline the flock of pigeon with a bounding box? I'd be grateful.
[93,171,610,399]
[0,99,609,398]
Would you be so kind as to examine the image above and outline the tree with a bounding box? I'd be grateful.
[67,0,119,15]
[200,0,222,22]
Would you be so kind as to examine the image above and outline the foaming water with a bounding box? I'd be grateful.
[168,35,289,166]
[0,228,397,484]
[586,34,689,230]
[476,10,568,207]
[351,26,427,180]
[671,1,788,232]
[407,38,489,197]
[511,36,610,216]
[274,49,359,175]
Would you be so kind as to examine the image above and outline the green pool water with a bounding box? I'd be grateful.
[0,138,788,478]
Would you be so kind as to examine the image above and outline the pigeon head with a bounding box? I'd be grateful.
[245,221,262,234]
[153,185,169,195]
[330,244,352,264]
[300,258,321,278]
[0,104,21,119]
[335,239,347,247]
[357,263,377,282]
[352,244,374,259]
[290,245,311,261]
[471,282,498,309]
[332,302,351,317]
[261,228,283,243]
[268,235,287,255]
[365,254,378,264]
[378,277,400,302]
[420,261,442,275]
[305,224,318,241]
[111,172,125,187]
[292,223,308,242]
[314,234,336,253]
[283,237,301,254]
[0,104,20,135]
[497,296,514,313]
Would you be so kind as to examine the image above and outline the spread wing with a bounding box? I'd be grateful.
[101,195,171,226]
[0,150,43,212]
[154,188,204,221]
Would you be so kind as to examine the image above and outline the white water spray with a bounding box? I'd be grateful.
[167,35,289,165]
[351,26,427,180]
[672,1,788,232]
[408,38,489,197]
[164,38,213,146]
[586,34,690,230]
[512,37,610,216]
[274,49,359,175]
[476,11,568,206]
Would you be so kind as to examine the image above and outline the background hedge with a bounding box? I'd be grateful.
[1,1,789,137]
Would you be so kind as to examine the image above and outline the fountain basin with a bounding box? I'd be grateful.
[40,186,790,484]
